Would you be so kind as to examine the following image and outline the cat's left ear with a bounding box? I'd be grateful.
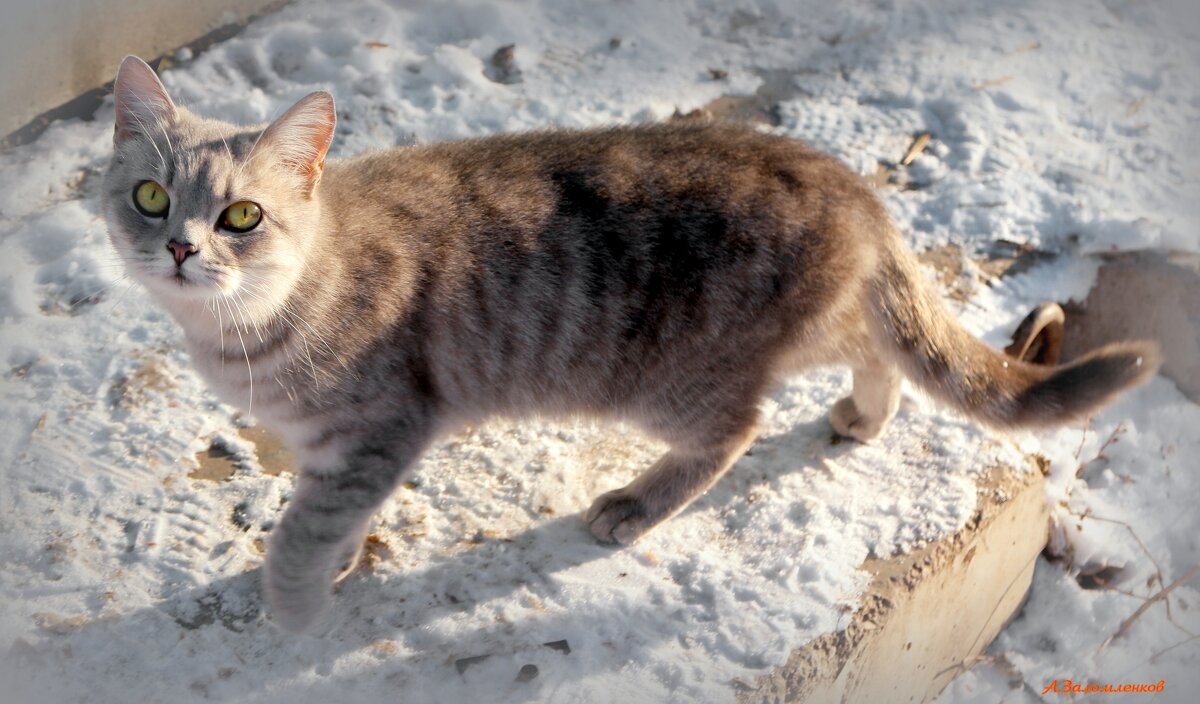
[113,55,177,144]
[259,91,336,196]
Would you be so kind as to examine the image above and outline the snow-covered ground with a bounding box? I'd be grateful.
[1,0,1197,702]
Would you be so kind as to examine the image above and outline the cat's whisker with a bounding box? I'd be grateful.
[279,315,321,385]
[275,376,298,405]
[210,293,226,364]
[238,283,321,385]
[287,318,322,385]
[218,132,241,197]
[234,113,279,185]
[231,288,265,344]
[105,279,140,315]
[236,117,276,183]
[159,116,175,160]
[127,110,167,171]
[131,93,176,161]
[127,92,175,165]
[233,281,317,388]
[219,295,254,415]
[86,257,136,272]
[250,290,350,375]
[222,290,249,335]
[69,273,130,307]
[285,310,346,375]
[219,133,235,166]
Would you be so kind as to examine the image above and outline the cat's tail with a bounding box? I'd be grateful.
[866,244,1160,428]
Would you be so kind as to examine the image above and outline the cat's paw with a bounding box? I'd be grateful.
[830,397,886,442]
[263,558,335,635]
[264,584,334,635]
[585,489,653,545]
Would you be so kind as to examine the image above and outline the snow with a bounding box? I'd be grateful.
[1,0,1198,702]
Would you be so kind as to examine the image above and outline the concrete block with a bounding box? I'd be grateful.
[740,460,1049,703]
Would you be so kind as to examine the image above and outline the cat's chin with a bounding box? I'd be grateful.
[139,269,227,302]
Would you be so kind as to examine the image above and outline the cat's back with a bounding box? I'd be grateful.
[328,122,865,208]
[321,121,884,280]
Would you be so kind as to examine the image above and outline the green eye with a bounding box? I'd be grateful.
[134,181,169,216]
[221,201,262,233]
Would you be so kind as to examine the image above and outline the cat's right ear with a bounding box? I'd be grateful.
[113,56,177,145]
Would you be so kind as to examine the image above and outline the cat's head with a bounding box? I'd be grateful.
[103,56,335,319]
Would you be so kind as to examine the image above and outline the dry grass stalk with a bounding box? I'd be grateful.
[972,76,1014,91]
[900,133,931,166]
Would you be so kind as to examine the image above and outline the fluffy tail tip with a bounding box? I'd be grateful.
[1014,339,1162,425]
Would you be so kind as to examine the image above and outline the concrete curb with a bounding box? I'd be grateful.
[740,459,1049,703]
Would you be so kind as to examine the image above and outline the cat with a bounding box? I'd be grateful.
[103,55,1160,633]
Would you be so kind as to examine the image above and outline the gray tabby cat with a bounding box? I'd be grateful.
[103,56,1159,633]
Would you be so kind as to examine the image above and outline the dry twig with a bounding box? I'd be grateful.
[1098,564,1200,652]
[1074,416,1092,461]
[1060,506,1195,637]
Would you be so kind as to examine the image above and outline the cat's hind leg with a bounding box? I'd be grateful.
[586,417,758,545]
[830,359,901,442]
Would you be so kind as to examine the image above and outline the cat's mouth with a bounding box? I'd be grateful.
[135,260,231,299]
[166,270,233,296]
[160,266,209,290]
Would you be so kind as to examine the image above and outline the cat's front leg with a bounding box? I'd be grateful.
[264,423,431,634]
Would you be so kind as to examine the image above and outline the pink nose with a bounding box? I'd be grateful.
[166,240,198,265]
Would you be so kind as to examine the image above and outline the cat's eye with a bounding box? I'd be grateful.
[220,201,263,233]
[133,181,169,217]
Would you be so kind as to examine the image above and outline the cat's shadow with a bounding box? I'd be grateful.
[49,415,850,696]
[691,415,858,512]
[143,514,674,695]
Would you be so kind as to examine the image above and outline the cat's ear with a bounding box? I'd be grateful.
[259,91,336,195]
[113,56,177,145]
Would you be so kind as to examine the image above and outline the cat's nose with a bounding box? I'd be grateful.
[166,240,198,265]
